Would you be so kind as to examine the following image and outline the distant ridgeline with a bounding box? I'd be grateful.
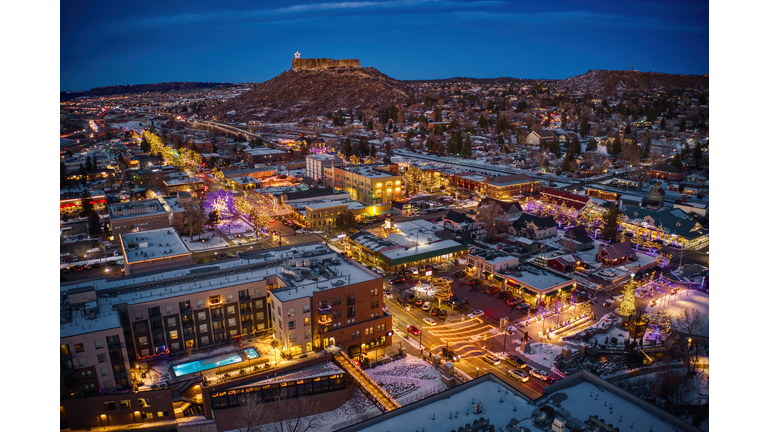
[291,58,361,70]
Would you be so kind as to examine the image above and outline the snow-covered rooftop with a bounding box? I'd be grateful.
[120,228,191,264]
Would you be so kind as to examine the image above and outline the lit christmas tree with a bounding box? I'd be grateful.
[618,281,637,316]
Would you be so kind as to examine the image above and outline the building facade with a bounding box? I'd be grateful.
[324,165,402,205]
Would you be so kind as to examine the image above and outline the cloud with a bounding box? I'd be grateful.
[132,0,507,27]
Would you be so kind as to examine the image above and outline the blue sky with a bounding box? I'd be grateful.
[60,0,708,91]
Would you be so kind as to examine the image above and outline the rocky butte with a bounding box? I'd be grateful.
[291,58,361,70]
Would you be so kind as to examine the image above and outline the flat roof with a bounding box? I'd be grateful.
[108,198,171,220]
[228,362,343,388]
[381,240,467,266]
[507,264,574,291]
[120,228,191,264]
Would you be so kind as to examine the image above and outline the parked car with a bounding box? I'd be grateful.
[414,298,424,307]
[389,277,405,284]
[508,369,529,382]
[485,286,500,294]
[467,279,481,286]
[516,303,531,312]
[407,325,420,335]
[422,301,431,311]
[431,307,440,316]
[410,267,419,275]
[497,291,514,300]
[467,310,484,319]
[454,270,466,278]
[505,297,522,306]
[437,309,447,319]
[529,368,551,381]
[455,297,468,306]
[506,356,527,369]
[423,317,437,326]
[482,354,500,366]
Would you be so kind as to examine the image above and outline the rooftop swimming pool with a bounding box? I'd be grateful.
[244,347,260,359]
[172,352,244,377]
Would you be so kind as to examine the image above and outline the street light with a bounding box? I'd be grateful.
[273,347,277,366]
[476,367,479,378]
[216,362,220,375]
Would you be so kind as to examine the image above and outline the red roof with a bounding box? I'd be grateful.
[534,187,590,211]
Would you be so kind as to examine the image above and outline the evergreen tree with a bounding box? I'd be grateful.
[81,189,94,217]
[548,140,561,157]
[586,138,598,152]
[370,143,377,159]
[207,210,220,228]
[343,137,352,157]
[404,135,412,150]
[352,141,360,157]
[562,154,571,172]
[625,124,631,134]
[434,108,442,122]
[358,137,370,156]
[60,161,68,184]
[85,156,94,173]
[618,281,637,317]
[679,118,687,132]
[88,211,103,236]
[478,114,488,130]
[660,118,666,130]
[670,154,684,169]
[461,134,472,158]
[693,142,703,166]
[140,138,150,153]
[486,100,494,111]
[579,118,589,138]
[601,203,621,243]
[612,138,622,155]
[569,136,581,155]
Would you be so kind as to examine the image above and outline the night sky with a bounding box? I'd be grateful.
[60,0,708,91]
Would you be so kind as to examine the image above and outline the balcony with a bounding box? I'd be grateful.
[107,341,121,351]
[241,318,253,326]
[239,294,251,302]
[149,314,162,322]
[240,306,252,314]
[182,320,194,328]
[213,327,225,334]
[211,314,224,322]
[318,315,332,326]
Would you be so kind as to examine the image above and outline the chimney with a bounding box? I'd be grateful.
[682,195,686,203]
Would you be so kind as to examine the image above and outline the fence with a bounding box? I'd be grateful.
[374,376,420,385]
[399,385,445,405]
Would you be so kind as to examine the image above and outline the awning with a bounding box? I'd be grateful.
[513,284,522,289]
[545,291,559,297]
[466,264,474,268]
[522,288,536,296]
[493,275,504,282]
[482,271,491,276]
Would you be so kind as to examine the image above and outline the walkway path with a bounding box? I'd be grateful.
[333,351,400,412]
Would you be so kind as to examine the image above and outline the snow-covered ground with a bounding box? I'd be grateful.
[646,289,709,334]
[217,217,256,235]
[181,231,230,251]
[107,120,149,131]
[515,342,563,369]
[367,354,442,382]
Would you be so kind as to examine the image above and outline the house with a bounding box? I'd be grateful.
[621,206,708,248]
[596,242,636,266]
[650,163,686,181]
[558,132,578,143]
[529,187,592,218]
[547,254,580,273]
[477,197,523,221]
[441,210,476,232]
[560,225,594,252]
[525,130,558,146]
[509,214,557,239]
[645,182,666,210]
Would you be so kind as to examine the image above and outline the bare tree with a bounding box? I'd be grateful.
[672,307,708,337]
[236,388,324,432]
[183,195,206,241]
[477,202,503,239]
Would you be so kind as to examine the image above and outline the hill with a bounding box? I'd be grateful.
[204,66,414,123]
[552,70,708,96]
[60,82,235,102]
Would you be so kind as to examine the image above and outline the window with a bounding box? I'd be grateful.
[101,367,111,377]
[305,329,312,339]
[255,299,264,309]
[199,324,208,333]
[200,336,209,345]
[277,306,282,316]
[141,412,154,419]
[138,336,148,345]
[303,304,310,313]
[84,383,95,392]
[78,357,88,367]
[97,353,107,363]
[120,400,131,409]
[377,324,385,332]
[371,288,379,297]
[80,370,92,379]
[209,295,221,305]
[94,339,104,349]
[371,301,379,309]
[288,321,296,330]
[257,323,265,331]
[197,311,207,321]
[256,312,265,321]
[304,317,310,326]
[197,299,204,308]
[254,288,263,296]
[104,402,116,411]
[226,305,236,315]
[307,342,312,352]
[136,323,146,333]
[333,310,341,318]
[226,293,234,303]
[347,306,355,318]
[74,343,84,353]
[239,289,249,299]
[289,333,297,342]
[371,312,380,319]
[287,308,295,317]
[60,344,70,356]
[135,311,143,320]
[352,331,360,339]
[228,318,236,327]
[213,321,223,330]
[166,305,174,314]
[347,318,356,325]
[158,411,168,417]
[347,294,355,305]
[169,330,178,340]
[332,297,340,306]
[167,317,176,328]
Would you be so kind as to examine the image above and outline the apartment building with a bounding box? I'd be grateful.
[306,153,342,181]
[323,165,402,205]
[108,198,173,236]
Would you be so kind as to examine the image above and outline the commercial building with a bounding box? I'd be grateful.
[620,206,709,248]
[243,147,290,164]
[162,172,205,195]
[466,247,519,287]
[108,198,174,236]
[302,200,391,231]
[324,165,402,205]
[453,173,540,199]
[119,228,193,275]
